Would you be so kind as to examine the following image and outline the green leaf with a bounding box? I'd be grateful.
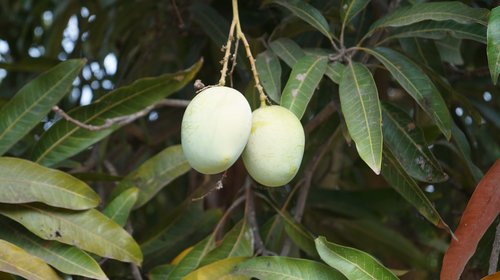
[381,148,450,231]
[0,217,107,280]
[269,38,306,68]
[435,36,464,65]
[0,239,61,280]
[369,1,489,33]
[315,236,398,280]
[0,59,84,156]
[184,257,249,280]
[487,6,500,85]
[31,60,202,167]
[200,220,253,266]
[149,264,175,280]
[324,62,345,84]
[0,204,143,265]
[450,123,483,183]
[339,62,382,174]
[141,206,220,264]
[0,157,100,210]
[272,208,318,258]
[399,38,444,74]
[382,104,447,183]
[103,187,138,227]
[386,20,486,43]
[233,256,346,280]
[112,145,190,208]
[268,0,333,42]
[281,55,327,119]
[168,236,216,280]
[340,0,370,27]
[364,47,452,139]
[256,50,282,103]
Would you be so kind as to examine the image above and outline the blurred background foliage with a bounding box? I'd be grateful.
[0,0,499,279]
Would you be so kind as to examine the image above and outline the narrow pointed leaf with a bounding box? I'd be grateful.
[233,256,346,280]
[269,38,305,67]
[103,187,139,227]
[31,60,202,167]
[268,0,333,41]
[0,204,143,265]
[149,264,175,280]
[382,104,447,182]
[399,38,444,74]
[339,62,382,174]
[112,145,190,208]
[256,50,282,103]
[381,148,450,231]
[369,2,489,33]
[140,206,220,264]
[0,59,84,155]
[387,20,486,43]
[0,217,107,280]
[0,239,61,280]
[281,55,327,119]
[315,236,398,280]
[487,6,500,85]
[200,220,253,266]
[168,236,216,280]
[0,157,100,210]
[364,47,451,139]
[441,159,500,280]
[436,37,463,65]
[340,0,370,27]
[184,257,249,280]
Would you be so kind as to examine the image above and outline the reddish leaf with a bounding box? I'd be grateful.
[441,159,500,280]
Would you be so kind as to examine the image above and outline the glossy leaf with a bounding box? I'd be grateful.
[0,157,99,210]
[0,59,84,156]
[0,217,107,280]
[233,256,346,280]
[441,159,500,280]
[487,6,500,85]
[340,0,370,27]
[364,47,452,139]
[369,2,489,33]
[103,187,138,227]
[382,104,447,182]
[339,62,382,174]
[200,220,253,266]
[141,206,220,264]
[31,60,202,167]
[387,20,486,43]
[184,257,249,280]
[435,37,464,65]
[112,145,190,208]
[256,50,282,103]
[268,0,333,42]
[0,239,61,280]
[315,236,398,280]
[0,204,143,265]
[149,264,175,280]
[381,148,450,232]
[281,55,327,119]
[269,38,305,67]
[168,236,215,280]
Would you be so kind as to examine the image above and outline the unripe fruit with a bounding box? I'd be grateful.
[181,86,252,174]
[243,105,305,187]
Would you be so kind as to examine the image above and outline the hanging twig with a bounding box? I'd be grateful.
[52,99,190,132]
[489,221,500,274]
[244,177,268,255]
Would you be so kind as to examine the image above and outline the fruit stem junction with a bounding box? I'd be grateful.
[218,0,267,108]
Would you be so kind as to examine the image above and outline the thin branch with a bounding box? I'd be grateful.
[489,221,500,274]
[228,38,240,87]
[52,99,190,131]
[170,0,185,29]
[218,19,237,86]
[244,177,267,256]
[294,127,340,222]
[304,101,338,134]
[126,221,143,280]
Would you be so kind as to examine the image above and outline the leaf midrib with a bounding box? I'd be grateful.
[278,0,331,39]
[286,56,325,110]
[0,258,50,280]
[0,66,79,141]
[20,205,138,262]
[377,10,488,29]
